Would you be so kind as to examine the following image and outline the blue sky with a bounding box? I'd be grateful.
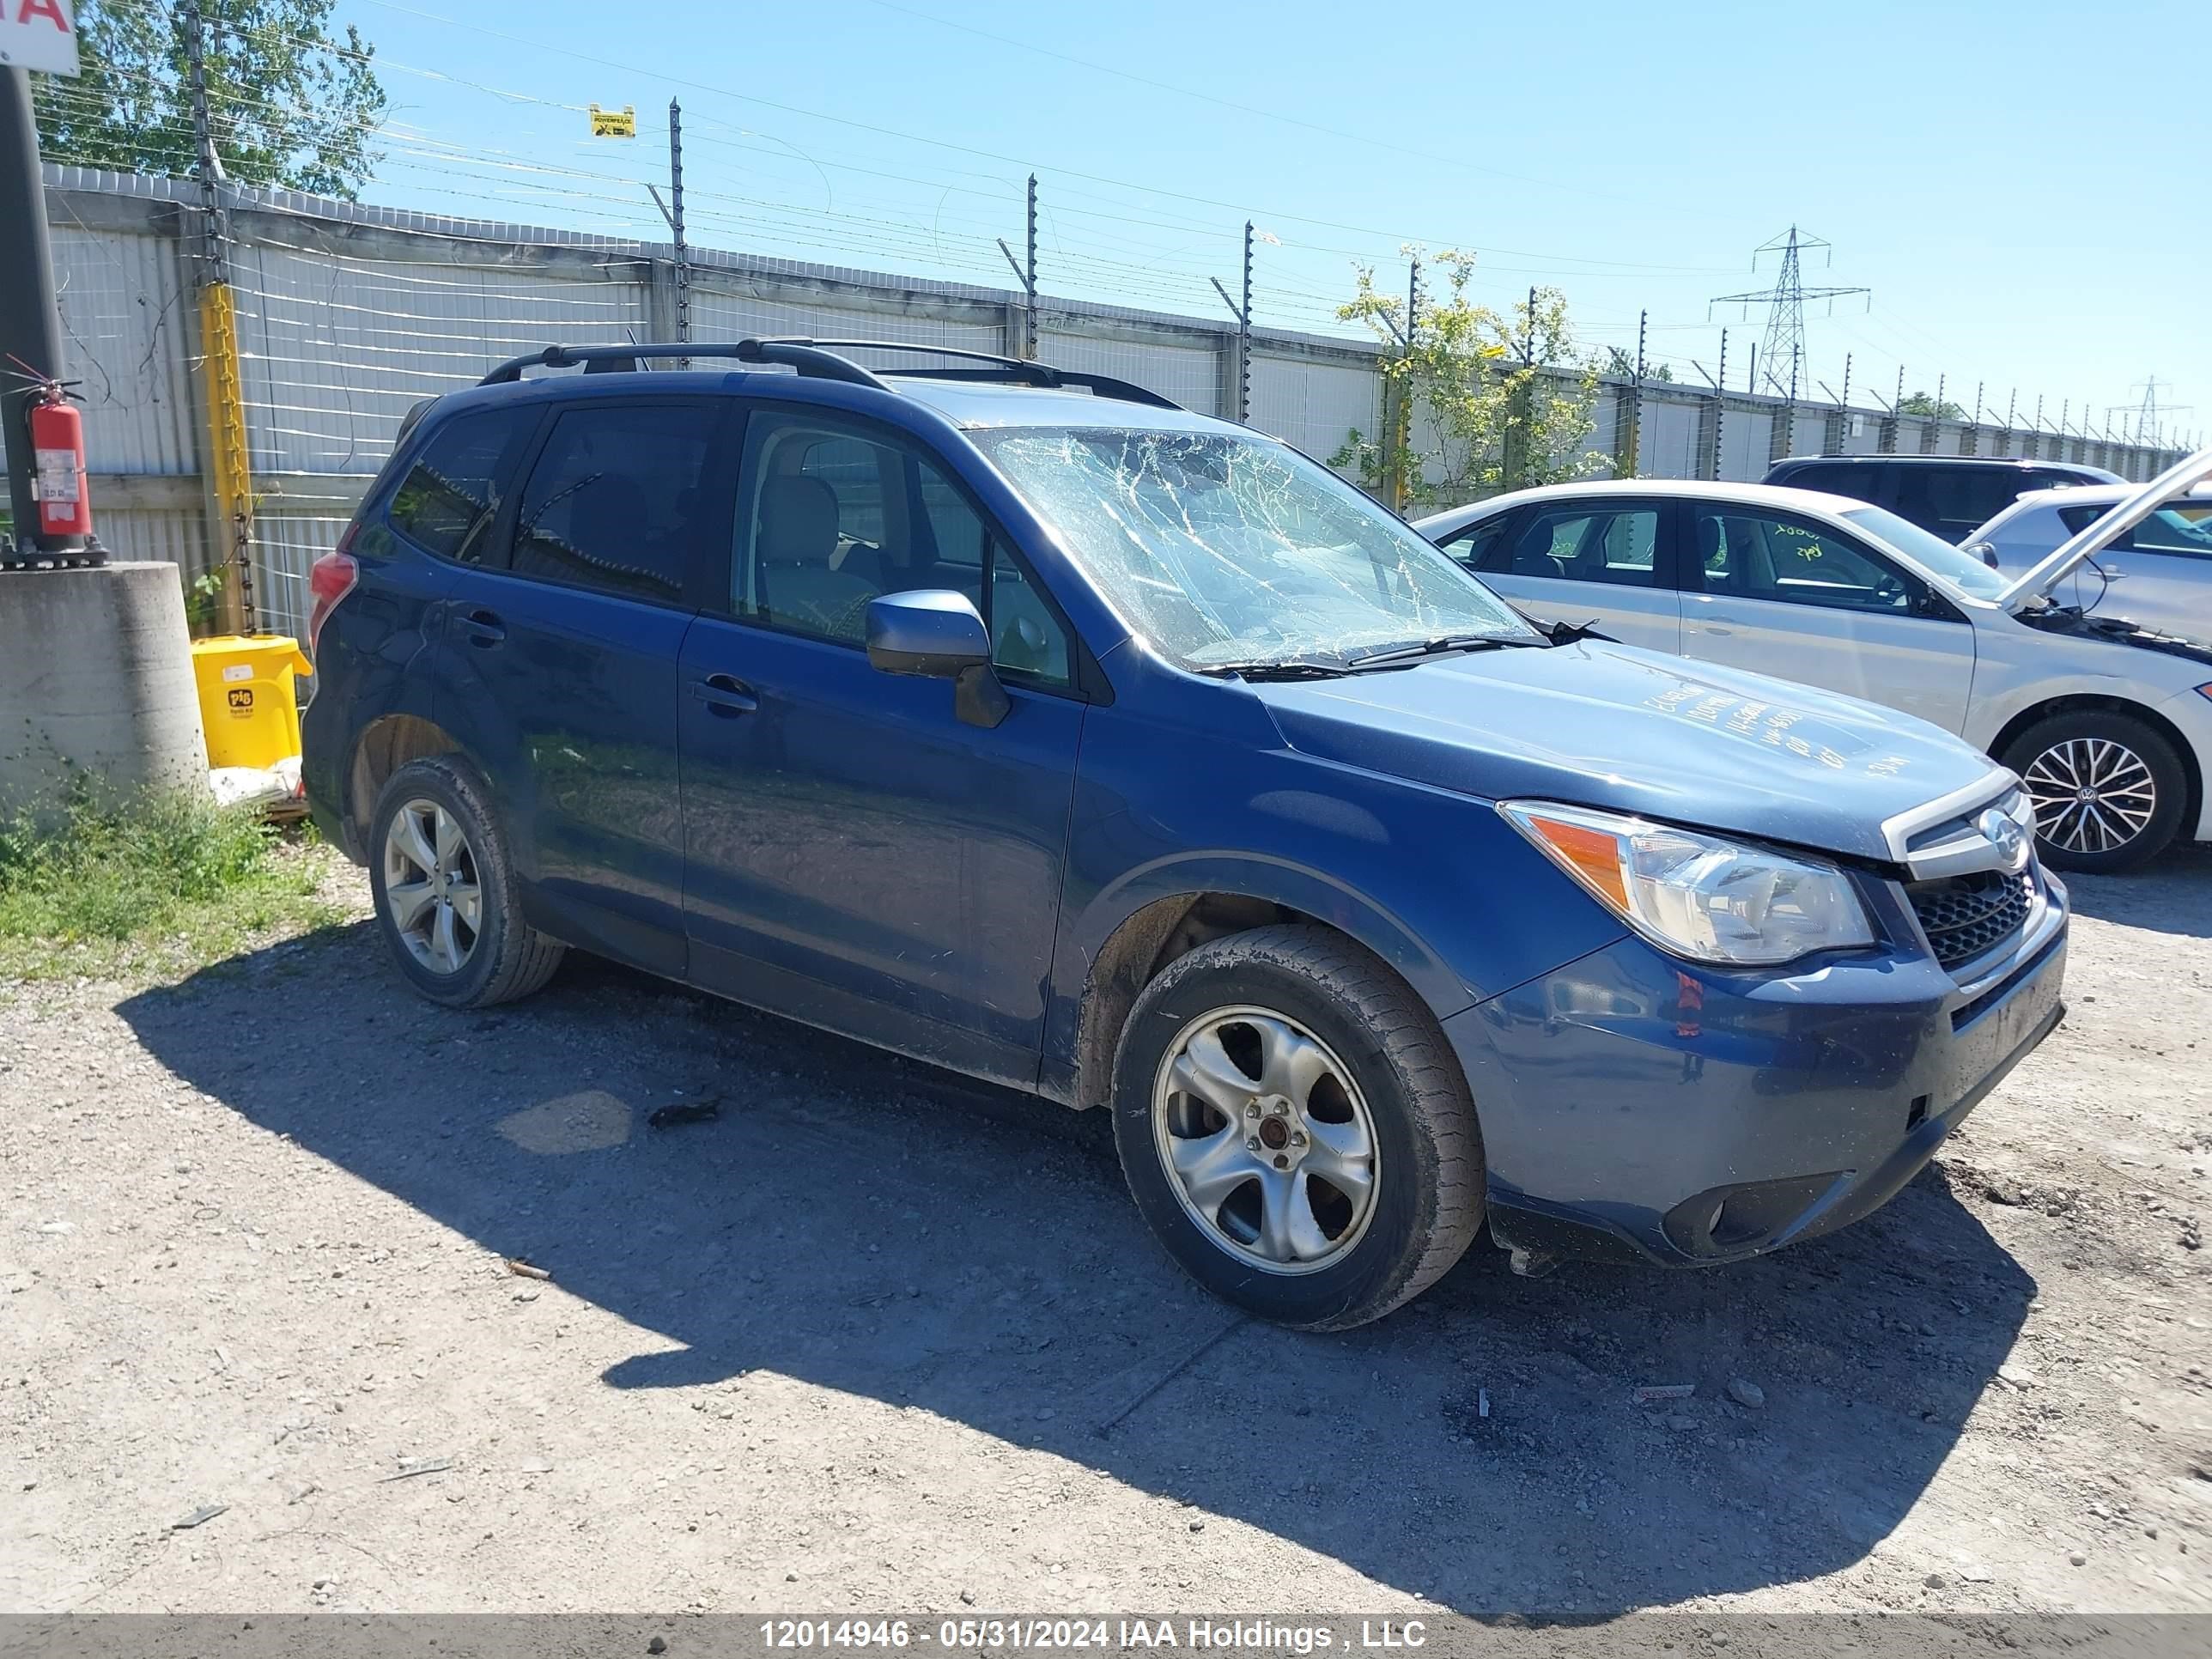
[344,0,2205,442]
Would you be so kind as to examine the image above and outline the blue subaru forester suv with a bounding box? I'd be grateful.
[302,338,2069,1329]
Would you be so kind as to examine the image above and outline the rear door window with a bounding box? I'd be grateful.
[1504,505,1662,586]
[508,403,719,606]
[384,406,536,564]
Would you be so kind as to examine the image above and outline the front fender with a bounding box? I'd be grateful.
[1041,699,1629,1099]
[1070,848,1471,1025]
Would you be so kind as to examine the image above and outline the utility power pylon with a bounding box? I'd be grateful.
[2108,377,2191,447]
[1710,227,1869,400]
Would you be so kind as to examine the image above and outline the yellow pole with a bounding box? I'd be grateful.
[198,280,254,635]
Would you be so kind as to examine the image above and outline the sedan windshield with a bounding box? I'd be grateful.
[1838,504,2008,600]
[973,427,1540,669]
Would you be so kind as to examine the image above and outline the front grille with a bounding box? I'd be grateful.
[1905,868,2034,972]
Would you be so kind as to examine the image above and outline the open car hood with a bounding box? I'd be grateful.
[1997,444,2212,612]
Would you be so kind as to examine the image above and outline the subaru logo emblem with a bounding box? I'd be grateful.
[1978,807,2031,872]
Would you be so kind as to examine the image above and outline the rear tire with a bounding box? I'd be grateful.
[1109,924,1484,1331]
[2001,711,2185,874]
[368,756,564,1007]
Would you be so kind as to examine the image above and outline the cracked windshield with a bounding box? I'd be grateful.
[975,428,1539,672]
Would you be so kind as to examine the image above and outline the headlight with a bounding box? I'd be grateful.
[1500,800,1875,967]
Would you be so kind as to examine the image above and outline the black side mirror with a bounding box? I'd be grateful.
[864,590,1009,728]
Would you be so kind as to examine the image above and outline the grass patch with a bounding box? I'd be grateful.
[0,790,351,981]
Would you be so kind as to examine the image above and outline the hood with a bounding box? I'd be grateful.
[1253,641,2009,865]
[1997,444,2212,611]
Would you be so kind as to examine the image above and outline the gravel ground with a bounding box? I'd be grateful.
[3,853,2208,1618]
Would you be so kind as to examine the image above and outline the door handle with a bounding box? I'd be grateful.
[457,608,506,647]
[1699,623,1734,636]
[690,672,758,716]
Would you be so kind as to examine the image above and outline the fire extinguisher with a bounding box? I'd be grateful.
[28,379,92,544]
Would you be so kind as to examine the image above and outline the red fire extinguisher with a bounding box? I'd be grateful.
[28,380,92,543]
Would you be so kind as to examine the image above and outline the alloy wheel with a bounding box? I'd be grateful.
[1151,1005,1380,1275]
[2020,738,2158,856]
[382,798,483,975]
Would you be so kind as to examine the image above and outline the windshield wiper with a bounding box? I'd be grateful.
[1193,658,1355,682]
[1346,635,1530,671]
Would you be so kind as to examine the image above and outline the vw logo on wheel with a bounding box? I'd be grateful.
[1978,806,2032,871]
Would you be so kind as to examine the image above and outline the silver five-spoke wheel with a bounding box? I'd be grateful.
[1152,1005,1379,1275]
[381,797,483,975]
[2021,737,2158,856]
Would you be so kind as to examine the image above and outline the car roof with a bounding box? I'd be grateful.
[1768,453,2119,477]
[1418,477,1877,526]
[1998,481,2212,512]
[434,364,1242,439]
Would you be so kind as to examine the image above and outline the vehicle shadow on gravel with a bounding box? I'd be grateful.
[2060,844,2212,938]
[121,927,2035,1616]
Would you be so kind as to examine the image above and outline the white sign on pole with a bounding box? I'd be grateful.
[0,0,80,77]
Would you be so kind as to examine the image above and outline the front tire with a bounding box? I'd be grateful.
[368,756,565,1007]
[1110,924,1484,1330]
[2002,711,2185,874]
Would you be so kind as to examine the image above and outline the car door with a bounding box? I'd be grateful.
[1438,498,1682,652]
[1678,501,1978,733]
[677,404,1087,1088]
[2057,500,2212,636]
[435,394,735,977]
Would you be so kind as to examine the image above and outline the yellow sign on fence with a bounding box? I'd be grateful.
[588,103,636,138]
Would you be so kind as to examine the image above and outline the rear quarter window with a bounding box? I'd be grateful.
[385,406,536,564]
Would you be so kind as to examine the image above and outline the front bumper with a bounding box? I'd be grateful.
[1446,875,2068,1268]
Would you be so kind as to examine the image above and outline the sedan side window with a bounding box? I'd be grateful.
[1506,506,1660,586]
[1694,509,1918,613]
[734,415,1073,687]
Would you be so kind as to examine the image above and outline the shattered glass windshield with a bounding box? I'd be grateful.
[972,427,1540,669]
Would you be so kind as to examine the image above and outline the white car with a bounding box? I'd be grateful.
[1414,455,2212,872]
[1963,482,2212,642]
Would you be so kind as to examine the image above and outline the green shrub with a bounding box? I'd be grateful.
[0,789,343,978]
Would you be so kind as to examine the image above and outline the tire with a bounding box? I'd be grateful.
[1109,923,1484,1331]
[2001,710,2187,875]
[368,755,565,1007]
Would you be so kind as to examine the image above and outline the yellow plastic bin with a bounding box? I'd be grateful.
[191,635,313,771]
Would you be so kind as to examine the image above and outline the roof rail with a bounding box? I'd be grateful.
[477,339,891,388]
[477,337,1182,410]
[775,339,1183,410]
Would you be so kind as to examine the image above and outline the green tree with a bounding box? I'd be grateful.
[1898,388,1965,421]
[33,0,386,200]
[1331,252,1605,509]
